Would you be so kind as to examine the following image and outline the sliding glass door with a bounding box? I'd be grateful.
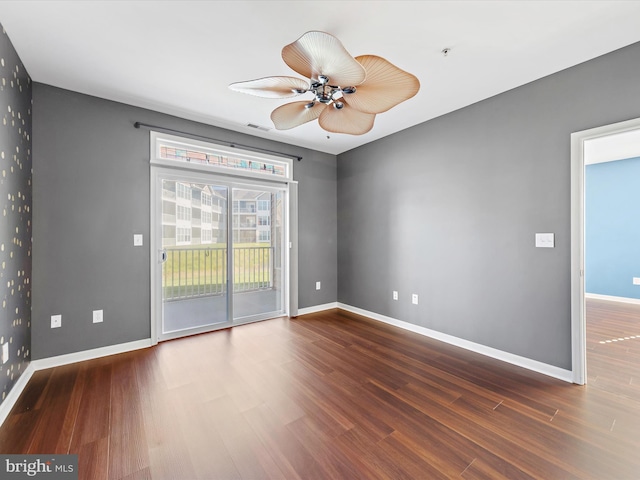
[160,178,229,337]
[152,169,288,341]
[232,187,285,322]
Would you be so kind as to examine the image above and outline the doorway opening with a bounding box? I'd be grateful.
[571,118,640,387]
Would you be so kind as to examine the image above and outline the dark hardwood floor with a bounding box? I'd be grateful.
[1,301,640,479]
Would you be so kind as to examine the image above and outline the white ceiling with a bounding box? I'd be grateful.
[2,1,640,155]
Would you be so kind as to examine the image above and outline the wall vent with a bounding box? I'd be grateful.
[246,123,271,132]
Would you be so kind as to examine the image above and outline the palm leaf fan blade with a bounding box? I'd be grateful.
[282,31,366,86]
[318,100,375,135]
[228,76,309,99]
[271,101,326,130]
[345,55,420,114]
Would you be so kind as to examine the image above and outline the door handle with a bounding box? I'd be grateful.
[159,249,167,263]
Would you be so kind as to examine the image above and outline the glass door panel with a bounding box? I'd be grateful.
[161,179,229,337]
[232,187,285,322]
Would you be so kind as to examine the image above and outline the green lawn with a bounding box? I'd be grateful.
[163,243,272,298]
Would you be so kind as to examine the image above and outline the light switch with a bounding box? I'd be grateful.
[535,233,555,248]
[93,309,104,323]
[133,234,143,246]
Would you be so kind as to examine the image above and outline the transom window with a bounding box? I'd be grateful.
[156,138,291,179]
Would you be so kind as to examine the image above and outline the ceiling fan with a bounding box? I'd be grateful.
[229,31,420,135]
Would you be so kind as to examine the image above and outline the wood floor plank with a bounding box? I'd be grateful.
[243,402,329,479]
[108,354,150,480]
[70,361,111,450]
[27,364,81,454]
[77,437,109,480]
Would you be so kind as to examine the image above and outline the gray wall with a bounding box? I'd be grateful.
[0,25,32,406]
[32,84,336,360]
[338,41,640,370]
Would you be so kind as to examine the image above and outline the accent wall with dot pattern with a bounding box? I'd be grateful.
[0,24,32,407]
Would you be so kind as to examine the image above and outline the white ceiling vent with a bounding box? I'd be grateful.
[246,123,271,132]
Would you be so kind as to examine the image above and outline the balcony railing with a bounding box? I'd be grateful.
[162,246,273,301]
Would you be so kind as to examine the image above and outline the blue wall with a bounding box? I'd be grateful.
[586,156,640,299]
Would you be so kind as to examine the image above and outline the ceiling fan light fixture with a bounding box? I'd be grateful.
[229,31,420,135]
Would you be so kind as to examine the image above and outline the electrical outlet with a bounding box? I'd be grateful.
[634,277,640,286]
[412,294,419,305]
[393,291,398,300]
[93,309,104,323]
[51,314,61,328]
[2,342,8,364]
[316,281,321,290]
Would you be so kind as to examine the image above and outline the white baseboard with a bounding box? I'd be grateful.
[0,338,152,428]
[296,302,339,316]
[337,303,574,384]
[0,363,35,428]
[586,293,640,305]
[31,338,152,371]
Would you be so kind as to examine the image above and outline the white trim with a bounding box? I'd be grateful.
[0,338,152,428]
[586,293,640,305]
[296,302,339,316]
[30,339,152,371]
[0,363,35,428]
[337,303,574,383]
[570,116,640,386]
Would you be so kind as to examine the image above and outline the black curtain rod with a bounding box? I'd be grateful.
[134,121,302,161]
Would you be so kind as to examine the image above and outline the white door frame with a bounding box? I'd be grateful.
[570,116,640,384]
